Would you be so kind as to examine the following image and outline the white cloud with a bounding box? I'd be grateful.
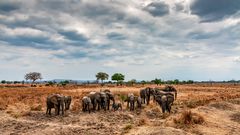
[0,0,240,81]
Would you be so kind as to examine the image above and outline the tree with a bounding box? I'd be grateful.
[24,72,42,83]
[1,80,6,84]
[152,78,162,85]
[127,79,137,86]
[59,80,69,87]
[96,72,109,84]
[141,80,146,86]
[111,73,125,85]
[173,79,180,84]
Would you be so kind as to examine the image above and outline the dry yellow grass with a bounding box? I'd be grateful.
[173,110,205,128]
[0,84,240,134]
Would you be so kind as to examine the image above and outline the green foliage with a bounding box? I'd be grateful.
[111,73,125,85]
[96,72,109,83]
[59,80,70,86]
[13,81,20,84]
[151,78,162,85]
[1,80,6,84]
[141,80,146,86]
[173,79,180,84]
[187,80,194,84]
[127,79,136,86]
[120,94,127,102]
[46,81,55,86]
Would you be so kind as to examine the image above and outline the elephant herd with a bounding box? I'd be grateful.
[46,85,177,116]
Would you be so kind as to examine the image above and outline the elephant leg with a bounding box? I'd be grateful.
[97,102,100,110]
[49,108,51,115]
[46,107,48,115]
[162,106,165,113]
[82,104,85,112]
[54,105,58,115]
[147,95,150,105]
[88,104,90,113]
[107,100,110,110]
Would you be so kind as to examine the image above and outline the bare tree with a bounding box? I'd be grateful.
[25,72,42,83]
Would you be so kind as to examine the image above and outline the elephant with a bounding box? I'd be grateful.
[105,92,115,110]
[125,93,135,111]
[140,87,155,105]
[88,92,101,111]
[100,89,111,93]
[135,96,142,109]
[155,94,174,113]
[88,92,107,111]
[64,96,72,110]
[162,85,177,99]
[46,94,65,115]
[82,96,91,113]
[112,102,122,111]
[154,89,175,100]
[100,92,108,111]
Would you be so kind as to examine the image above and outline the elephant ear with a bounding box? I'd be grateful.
[50,96,58,105]
[161,95,167,102]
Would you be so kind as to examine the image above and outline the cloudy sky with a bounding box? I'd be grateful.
[0,0,240,81]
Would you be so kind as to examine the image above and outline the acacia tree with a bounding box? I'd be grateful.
[111,73,125,86]
[25,72,42,83]
[96,72,109,85]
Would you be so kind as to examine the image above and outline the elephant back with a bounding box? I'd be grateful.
[82,96,91,104]
[47,94,62,105]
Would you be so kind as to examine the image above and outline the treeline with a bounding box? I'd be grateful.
[1,71,240,86]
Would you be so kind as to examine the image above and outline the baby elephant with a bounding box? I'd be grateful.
[155,94,174,113]
[125,93,135,111]
[112,103,122,111]
[64,96,72,111]
[135,96,142,109]
[82,96,91,113]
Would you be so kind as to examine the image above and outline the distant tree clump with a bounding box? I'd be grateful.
[111,73,125,86]
[141,80,146,86]
[128,79,136,86]
[25,72,42,83]
[152,78,162,85]
[59,80,70,87]
[1,80,6,84]
[96,72,109,85]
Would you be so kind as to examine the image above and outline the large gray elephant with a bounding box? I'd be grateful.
[140,87,155,105]
[88,92,107,111]
[100,92,108,111]
[125,93,135,111]
[155,94,174,113]
[162,85,177,99]
[82,96,91,113]
[46,94,64,115]
[154,89,175,100]
[88,92,101,111]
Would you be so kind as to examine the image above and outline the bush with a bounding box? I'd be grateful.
[173,110,204,128]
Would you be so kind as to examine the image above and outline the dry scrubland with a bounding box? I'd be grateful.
[0,84,240,135]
